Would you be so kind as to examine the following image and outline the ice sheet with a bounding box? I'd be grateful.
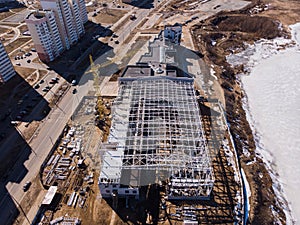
[228,23,300,224]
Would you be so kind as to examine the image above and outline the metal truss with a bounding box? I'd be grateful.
[103,76,214,199]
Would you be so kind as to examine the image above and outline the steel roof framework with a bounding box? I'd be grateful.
[104,76,214,199]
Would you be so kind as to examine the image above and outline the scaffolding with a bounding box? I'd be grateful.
[100,76,214,199]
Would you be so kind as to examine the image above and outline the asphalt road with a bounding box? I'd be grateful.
[0,70,64,151]
[0,75,94,223]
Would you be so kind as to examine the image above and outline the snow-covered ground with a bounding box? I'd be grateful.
[227,23,300,224]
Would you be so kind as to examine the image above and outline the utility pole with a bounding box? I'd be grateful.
[9,192,31,225]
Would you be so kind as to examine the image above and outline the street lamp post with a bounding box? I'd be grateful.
[8,192,31,225]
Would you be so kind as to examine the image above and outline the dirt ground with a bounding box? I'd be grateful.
[93,9,128,24]
[14,67,36,79]
[32,97,124,225]
[191,0,300,224]
[18,24,28,33]
[0,26,9,33]
[0,11,13,20]
[4,37,31,53]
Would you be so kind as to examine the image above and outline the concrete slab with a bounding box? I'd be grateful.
[101,81,119,97]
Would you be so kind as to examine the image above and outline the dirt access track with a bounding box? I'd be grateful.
[191,0,300,224]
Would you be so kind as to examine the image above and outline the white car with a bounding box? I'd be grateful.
[71,80,77,86]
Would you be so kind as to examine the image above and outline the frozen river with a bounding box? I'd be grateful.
[240,24,300,224]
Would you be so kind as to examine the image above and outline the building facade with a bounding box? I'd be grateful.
[163,23,182,44]
[68,0,85,37]
[75,0,88,24]
[26,0,88,62]
[0,41,15,83]
[41,0,77,48]
[26,10,64,62]
[40,0,87,46]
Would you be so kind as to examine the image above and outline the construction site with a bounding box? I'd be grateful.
[1,0,297,223]
[99,73,214,198]
[28,24,246,225]
[98,68,244,225]
[96,26,245,224]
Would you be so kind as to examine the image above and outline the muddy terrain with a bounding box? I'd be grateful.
[192,0,300,224]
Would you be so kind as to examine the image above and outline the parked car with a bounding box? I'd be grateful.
[42,87,50,92]
[23,181,31,191]
[20,110,28,115]
[52,77,59,82]
[11,121,18,126]
[16,115,22,120]
[72,88,77,94]
[130,14,136,20]
[71,80,77,86]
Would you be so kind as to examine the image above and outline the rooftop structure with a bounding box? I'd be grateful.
[139,34,177,65]
[99,66,214,200]
[163,23,182,45]
[138,23,192,78]
[0,41,15,83]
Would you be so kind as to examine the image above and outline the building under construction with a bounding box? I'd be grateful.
[98,63,214,200]
[98,24,214,201]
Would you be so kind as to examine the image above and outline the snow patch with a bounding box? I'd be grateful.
[227,23,300,224]
[210,66,218,80]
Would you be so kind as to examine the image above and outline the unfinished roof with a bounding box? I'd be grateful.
[139,36,176,65]
[100,75,214,199]
[121,65,153,78]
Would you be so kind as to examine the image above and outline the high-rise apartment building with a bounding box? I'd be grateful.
[40,0,86,48]
[26,0,88,62]
[0,41,15,83]
[76,0,88,24]
[69,0,85,38]
[26,10,64,62]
